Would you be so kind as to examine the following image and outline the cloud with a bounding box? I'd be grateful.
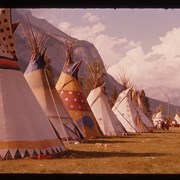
[108,27,180,91]
[91,35,128,67]
[83,12,100,23]
[71,23,105,40]
[58,21,71,32]
[151,27,180,60]
[57,21,119,66]
[57,20,130,67]
[107,46,147,88]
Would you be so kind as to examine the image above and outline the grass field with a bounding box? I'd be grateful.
[0,127,180,174]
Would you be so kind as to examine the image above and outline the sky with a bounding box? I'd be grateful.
[29,8,180,95]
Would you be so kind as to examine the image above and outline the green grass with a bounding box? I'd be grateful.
[0,127,180,174]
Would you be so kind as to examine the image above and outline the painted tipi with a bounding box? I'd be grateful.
[23,21,84,143]
[0,8,67,159]
[55,42,103,139]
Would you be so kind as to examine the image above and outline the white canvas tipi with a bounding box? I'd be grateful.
[152,111,164,126]
[174,113,180,125]
[131,89,155,131]
[0,8,67,159]
[112,88,149,133]
[86,62,127,136]
[87,86,127,136]
[23,22,84,143]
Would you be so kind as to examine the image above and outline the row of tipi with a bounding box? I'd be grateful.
[0,8,156,160]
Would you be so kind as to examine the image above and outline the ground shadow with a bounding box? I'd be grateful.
[84,136,158,144]
[64,150,168,159]
[152,130,180,134]
[84,140,156,144]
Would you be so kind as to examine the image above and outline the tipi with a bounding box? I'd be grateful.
[136,90,152,119]
[131,89,155,131]
[86,63,127,136]
[55,42,103,139]
[174,113,180,126]
[112,87,149,133]
[23,20,84,143]
[0,8,67,159]
[152,111,164,127]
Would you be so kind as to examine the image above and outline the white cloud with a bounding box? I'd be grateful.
[91,35,128,67]
[151,27,180,60]
[57,20,129,67]
[58,21,71,32]
[58,22,105,40]
[71,23,105,40]
[108,27,180,91]
[83,12,100,23]
[107,46,147,89]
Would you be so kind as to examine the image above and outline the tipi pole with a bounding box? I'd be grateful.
[44,68,70,144]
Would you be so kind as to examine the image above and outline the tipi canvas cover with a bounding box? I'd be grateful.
[131,90,155,131]
[87,86,127,136]
[174,113,180,125]
[56,60,103,139]
[0,8,67,159]
[152,111,164,126]
[24,51,84,143]
[112,88,148,133]
[137,91,153,120]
